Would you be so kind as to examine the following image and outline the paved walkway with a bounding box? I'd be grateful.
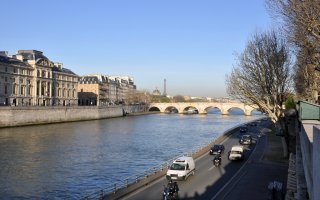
[214,126,288,200]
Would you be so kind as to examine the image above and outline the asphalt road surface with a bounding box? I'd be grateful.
[121,120,269,200]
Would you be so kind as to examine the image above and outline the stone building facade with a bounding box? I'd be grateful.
[78,74,136,106]
[0,50,78,106]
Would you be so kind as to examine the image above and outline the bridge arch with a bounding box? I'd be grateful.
[182,106,199,114]
[204,106,222,114]
[149,106,160,112]
[148,103,258,116]
[164,106,179,113]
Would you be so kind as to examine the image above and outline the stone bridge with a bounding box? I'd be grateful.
[149,102,259,115]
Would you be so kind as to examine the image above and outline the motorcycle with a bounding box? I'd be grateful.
[213,156,221,167]
[162,183,179,200]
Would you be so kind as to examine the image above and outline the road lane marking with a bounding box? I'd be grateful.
[219,171,248,200]
[210,129,262,200]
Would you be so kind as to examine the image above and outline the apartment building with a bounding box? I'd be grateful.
[78,74,136,106]
[0,50,78,106]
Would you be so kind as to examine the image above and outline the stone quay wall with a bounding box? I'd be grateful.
[0,105,147,128]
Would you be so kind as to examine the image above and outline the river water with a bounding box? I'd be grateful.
[0,109,262,199]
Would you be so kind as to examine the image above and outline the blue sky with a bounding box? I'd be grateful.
[1,0,272,97]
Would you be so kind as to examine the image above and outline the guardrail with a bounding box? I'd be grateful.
[81,117,267,200]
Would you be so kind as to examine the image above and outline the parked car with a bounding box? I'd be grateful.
[209,144,225,155]
[239,134,253,145]
[228,145,244,161]
[239,126,248,133]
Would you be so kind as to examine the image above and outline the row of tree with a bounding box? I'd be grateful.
[226,0,320,124]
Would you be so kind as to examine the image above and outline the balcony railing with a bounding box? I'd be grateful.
[297,101,320,121]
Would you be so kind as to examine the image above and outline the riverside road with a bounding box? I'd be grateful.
[120,120,272,200]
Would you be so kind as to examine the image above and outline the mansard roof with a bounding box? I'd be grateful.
[0,55,32,68]
[52,66,78,76]
[79,76,100,83]
[16,50,48,61]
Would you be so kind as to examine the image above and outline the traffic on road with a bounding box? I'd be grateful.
[120,118,271,200]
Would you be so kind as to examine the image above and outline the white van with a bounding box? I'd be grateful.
[166,156,195,180]
[228,145,244,161]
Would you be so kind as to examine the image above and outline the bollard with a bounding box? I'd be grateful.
[268,181,274,200]
[268,181,283,200]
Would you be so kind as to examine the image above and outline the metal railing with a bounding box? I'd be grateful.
[80,138,218,200]
[80,118,266,200]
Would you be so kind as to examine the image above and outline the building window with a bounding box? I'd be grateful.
[28,86,31,95]
[5,67,7,72]
[5,77,7,82]
[41,84,45,96]
[13,84,16,94]
[4,85,7,94]
[37,81,40,96]
[14,68,17,74]
[20,85,24,95]
[37,70,40,77]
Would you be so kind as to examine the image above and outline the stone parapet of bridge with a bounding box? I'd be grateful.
[149,102,258,116]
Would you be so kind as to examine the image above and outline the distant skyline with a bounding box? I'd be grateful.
[1,0,272,97]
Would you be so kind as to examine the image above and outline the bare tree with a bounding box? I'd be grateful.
[266,0,320,99]
[294,46,320,100]
[173,95,186,102]
[226,30,292,123]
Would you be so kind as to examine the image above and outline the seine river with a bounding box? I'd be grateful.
[0,109,262,199]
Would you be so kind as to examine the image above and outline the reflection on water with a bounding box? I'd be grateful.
[0,111,262,199]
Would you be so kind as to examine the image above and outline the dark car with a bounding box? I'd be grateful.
[209,144,225,155]
[239,135,252,145]
[239,126,248,133]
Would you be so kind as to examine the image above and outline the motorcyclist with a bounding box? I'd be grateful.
[167,180,174,189]
[164,180,178,199]
[173,182,179,197]
[213,155,222,166]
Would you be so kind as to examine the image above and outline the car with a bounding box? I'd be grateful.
[239,134,253,145]
[228,145,244,161]
[166,156,195,181]
[209,144,225,155]
[239,126,248,133]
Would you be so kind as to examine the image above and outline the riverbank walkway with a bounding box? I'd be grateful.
[213,127,289,200]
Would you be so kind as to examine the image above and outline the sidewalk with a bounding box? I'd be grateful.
[218,128,289,200]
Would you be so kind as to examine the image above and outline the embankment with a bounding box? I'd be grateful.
[0,105,147,128]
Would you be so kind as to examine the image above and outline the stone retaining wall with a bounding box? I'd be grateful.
[0,105,146,128]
